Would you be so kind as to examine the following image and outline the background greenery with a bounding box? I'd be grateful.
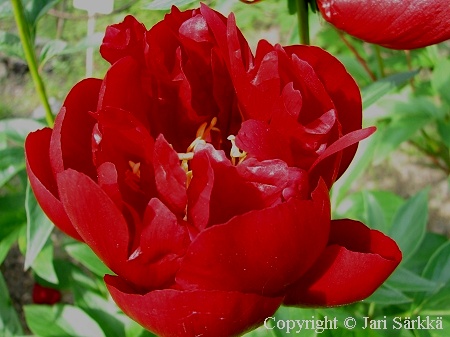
[0,0,449,336]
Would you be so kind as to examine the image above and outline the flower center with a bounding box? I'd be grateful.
[176,118,247,188]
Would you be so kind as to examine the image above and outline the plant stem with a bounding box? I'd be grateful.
[373,45,386,78]
[11,0,54,127]
[296,0,310,45]
[405,50,416,92]
[337,30,377,81]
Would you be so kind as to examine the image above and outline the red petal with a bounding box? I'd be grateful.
[177,180,330,296]
[309,126,376,181]
[236,120,294,165]
[57,169,172,291]
[284,219,402,307]
[105,275,282,337]
[49,78,102,180]
[284,45,362,177]
[94,106,156,214]
[138,198,190,264]
[97,56,152,128]
[153,135,187,216]
[57,169,130,270]
[317,0,450,49]
[25,129,82,241]
[97,162,123,209]
[186,146,214,231]
[188,144,281,229]
[100,15,147,64]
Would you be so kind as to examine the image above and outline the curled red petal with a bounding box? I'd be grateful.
[100,15,147,64]
[177,180,330,296]
[284,45,362,177]
[153,135,187,216]
[57,169,167,291]
[57,169,130,271]
[105,275,283,337]
[25,129,82,241]
[50,78,102,181]
[317,0,450,49]
[309,126,376,187]
[139,198,190,264]
[284,219,402,307]
[189,144,285,229]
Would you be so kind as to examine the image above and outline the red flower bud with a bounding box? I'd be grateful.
[32,284,61,305]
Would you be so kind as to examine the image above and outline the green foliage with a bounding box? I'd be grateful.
[0,272,23,337]
[24,304,106,337]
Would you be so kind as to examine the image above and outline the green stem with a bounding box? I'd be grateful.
[373,45,386,78]
[11,0,54,127]
[296,0,310,45]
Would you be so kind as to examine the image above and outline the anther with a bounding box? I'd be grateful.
[128,161,141,178]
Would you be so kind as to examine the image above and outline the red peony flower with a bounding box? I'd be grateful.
[317,0,450,49]
[32,283,61,305]
[25,4,401,336]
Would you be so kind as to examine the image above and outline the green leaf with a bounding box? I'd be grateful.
[25,181,54,270]
[287,0,297,14]
[334,190,404,233]
[31,241,58,284]
[24,0,61,28]
[0,147,26,188]
[385,267,436,292]
[331,134,378,208]
[0,31,24,59]
[0,229,20,265]
[437,119,450,148]
[38,39,67,69]
[0,193,27,239]
[374,116,430,163]
[419,241,450,310]
[404,232,448,275]
[365,284,412,305]
[0,272,23,336]
[65,242,112,277]
[389,190,428,262]
[363,190,388,233]
[125,321,157,337]
[431,58,450,106]
[73,288,126,337]
[24,304,105,337]
[362,70,419,109]
[144,0,197,10]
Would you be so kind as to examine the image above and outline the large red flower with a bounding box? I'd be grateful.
[317,0,450,49]
[25,4,401,336]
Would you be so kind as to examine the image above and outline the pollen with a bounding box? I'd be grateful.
[227,135,247,165]
[128,160,141,178]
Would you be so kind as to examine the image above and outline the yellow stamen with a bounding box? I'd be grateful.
[128,160,141,178]
[227,135,247,165]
